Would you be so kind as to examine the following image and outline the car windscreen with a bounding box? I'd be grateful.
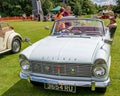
[51,19,104,36]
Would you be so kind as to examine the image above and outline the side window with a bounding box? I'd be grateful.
[0,23,9,37]
[1,23,9,30]
[0,25,1,30]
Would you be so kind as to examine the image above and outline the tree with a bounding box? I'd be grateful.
[2,0,117,17]
[81,0,97,15]
[73,0,82,15]
[113,0,120,13]
[0,0,32,16]
[42,0,53,15]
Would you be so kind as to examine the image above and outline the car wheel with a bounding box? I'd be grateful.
[11,37,21,53]
[96,87,107,93]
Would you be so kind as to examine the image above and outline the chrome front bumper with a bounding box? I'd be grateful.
[20,72,110,91]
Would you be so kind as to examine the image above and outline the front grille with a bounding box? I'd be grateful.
[30,61,92,77]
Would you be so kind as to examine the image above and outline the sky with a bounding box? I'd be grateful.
[91,0,117,5]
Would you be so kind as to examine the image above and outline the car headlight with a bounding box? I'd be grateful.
[19,54,30,71]
[92,59,107,78]
[93,66,106,78]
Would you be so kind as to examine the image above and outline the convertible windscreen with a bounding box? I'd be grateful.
[52,19,104,36]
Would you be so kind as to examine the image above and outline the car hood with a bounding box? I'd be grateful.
[22,36,101,64]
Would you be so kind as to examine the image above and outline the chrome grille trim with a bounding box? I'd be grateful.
[30,61,92,77]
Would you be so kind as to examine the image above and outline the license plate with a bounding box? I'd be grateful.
[44,83,76,93]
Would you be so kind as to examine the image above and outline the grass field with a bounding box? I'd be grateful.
[0,19,120,96]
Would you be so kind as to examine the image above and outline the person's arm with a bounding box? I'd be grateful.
[107,23,117,28]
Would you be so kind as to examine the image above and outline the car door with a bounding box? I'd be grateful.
[104,28,111,40]
[0,23,9,51]
[0,25,5,50]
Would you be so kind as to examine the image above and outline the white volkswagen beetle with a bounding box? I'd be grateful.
[0,22,22,54]
[19,17,112,93]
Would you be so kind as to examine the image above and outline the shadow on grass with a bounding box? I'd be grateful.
[0,51,13,58]
[2,79,105,96]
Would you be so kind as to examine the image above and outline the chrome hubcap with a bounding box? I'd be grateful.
[13,40,20,52]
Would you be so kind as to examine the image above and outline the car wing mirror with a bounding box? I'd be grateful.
[44,26,51,30]
[10,26,14,29]
[104,39,113,45]
[23,37,32,45]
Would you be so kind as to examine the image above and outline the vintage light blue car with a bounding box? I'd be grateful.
[19,17,112,93]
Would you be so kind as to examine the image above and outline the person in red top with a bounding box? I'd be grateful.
[63,6,71,17]
[62,6,72,28]
[54,7,65,31]
[54,7,65,20]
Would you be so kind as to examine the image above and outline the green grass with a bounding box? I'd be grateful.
[0,20,120,96]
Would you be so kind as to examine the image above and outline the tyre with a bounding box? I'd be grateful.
[11,37,21,53]
[96,87,107,93]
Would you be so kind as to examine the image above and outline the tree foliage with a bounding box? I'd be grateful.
[113,0,120,13]
[41,0,98,15]
[0,0,32,16]
[0,0,119,17]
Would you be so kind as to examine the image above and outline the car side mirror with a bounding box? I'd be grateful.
[23,37,32,45]
[10,26,14,29]
[104,39,113,45]
[44,26,51,30]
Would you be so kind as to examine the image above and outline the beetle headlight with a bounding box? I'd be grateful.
[19,54,30,71]
[92,59,107,78]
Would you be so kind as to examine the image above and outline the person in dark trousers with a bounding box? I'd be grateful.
[107,17,117,39]
[38,14,40,21]
[0,15,1,21]
[114,13,118,19]
[22,13,26,21]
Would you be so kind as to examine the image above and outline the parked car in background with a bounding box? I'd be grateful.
[97,10,114,19]
[19,17,112,93]
[0,22,22,54]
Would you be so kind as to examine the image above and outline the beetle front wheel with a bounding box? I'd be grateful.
[11,37,21,53]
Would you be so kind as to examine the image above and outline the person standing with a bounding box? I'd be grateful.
[54,7,65,20]
[63,6,71,17]
[107,18,117,39]
[22,13,26,21]
[63,6,72,28]
[114,13,118,19]
[54,7,65,31]
[31,14,35,21]
[0,15,2,21]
